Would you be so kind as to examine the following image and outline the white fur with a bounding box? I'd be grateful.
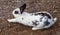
[8,8,57,30]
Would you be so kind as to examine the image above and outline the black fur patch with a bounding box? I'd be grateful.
[40,19,42,22]
[35,13,51,19]
[44,20,50,26]
[22,18,24,20]
[40,17,43,22]
[32,20,39,25]
[32,21,37,25]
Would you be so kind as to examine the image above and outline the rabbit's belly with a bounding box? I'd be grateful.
[20,17,37,26]
[21,20,35,26]
[21,18,40,26]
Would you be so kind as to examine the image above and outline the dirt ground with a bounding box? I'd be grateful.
[0,0,60,35]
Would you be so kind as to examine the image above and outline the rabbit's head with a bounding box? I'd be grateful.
[12,4,26,18]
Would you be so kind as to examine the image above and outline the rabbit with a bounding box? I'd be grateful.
[7,4,57,30]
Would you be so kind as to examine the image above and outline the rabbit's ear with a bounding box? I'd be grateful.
[20,4,26,14]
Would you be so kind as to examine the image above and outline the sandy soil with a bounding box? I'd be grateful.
[0,0,60,35]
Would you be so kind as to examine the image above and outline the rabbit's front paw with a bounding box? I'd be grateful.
[7,19,13,22]
[7,19,16,22]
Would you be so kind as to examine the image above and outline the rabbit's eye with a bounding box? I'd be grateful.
[15,11,19,14]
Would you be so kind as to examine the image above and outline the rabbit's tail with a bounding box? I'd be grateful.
[53,17,57,24]
[51,17,57,26]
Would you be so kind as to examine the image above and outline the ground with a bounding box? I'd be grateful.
[0,0,60,35]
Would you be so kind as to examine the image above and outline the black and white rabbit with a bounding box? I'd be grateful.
[7,4,57,30]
